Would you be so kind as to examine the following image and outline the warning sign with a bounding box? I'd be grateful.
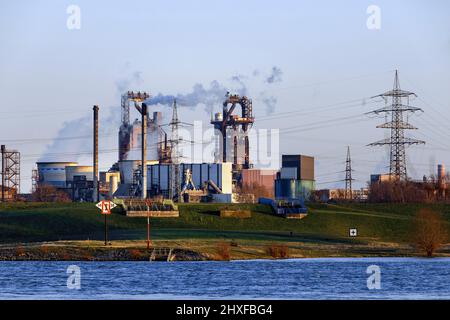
[96,201,117,215]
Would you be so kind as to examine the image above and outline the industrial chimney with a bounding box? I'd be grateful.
[93,105,99,202]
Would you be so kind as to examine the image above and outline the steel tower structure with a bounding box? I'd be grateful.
[367,70,424,181]
[169,99,181,201]
[344,146,353,200]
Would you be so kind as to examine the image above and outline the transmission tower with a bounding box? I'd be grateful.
[344,146,353,200]
[169,99,181,202]
[367,70,424,181]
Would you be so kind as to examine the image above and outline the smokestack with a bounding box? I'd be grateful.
[93,105,99,202]
[1,144,5,202]
[438,164,445,185]
[141,103,148,199]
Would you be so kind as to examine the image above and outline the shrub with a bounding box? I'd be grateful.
[216,241,231,261]
[266,244,290,258]
[129,249,142,260]
[413,209,448,257]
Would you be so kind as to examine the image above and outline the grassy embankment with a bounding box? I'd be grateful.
[1,202,449,260]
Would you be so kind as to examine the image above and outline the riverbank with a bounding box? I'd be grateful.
[1,239,448,261]
[1,202,449,260]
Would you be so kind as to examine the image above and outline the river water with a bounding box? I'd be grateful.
[0,258,449,299]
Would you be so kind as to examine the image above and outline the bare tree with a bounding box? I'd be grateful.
[32,184,71,202]
[241,182,274,199]
[413,209,448,257]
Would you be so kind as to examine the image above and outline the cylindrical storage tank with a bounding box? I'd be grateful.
[118,160,141,184]
[36,162,78,188]
[65,166,94,182]
[109,175,119,199]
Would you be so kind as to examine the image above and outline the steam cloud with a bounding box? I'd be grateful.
[266,66,283,84]
[146,66,282,115]
[39,66,283,161]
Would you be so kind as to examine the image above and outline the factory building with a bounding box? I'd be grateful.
[275,155,315,201]
[241,168,278,197]
[148,163,232,196]
[112,161,233,200]
[36,162,97,202]
[65,166,94,202]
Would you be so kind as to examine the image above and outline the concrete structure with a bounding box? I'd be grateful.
[36,162,78,188]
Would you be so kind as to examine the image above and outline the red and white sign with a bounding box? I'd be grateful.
[96,201,117,215]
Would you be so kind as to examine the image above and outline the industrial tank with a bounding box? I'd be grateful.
[118,160,141,184]
[65,166,94,182]
[119,160,158,184]
[36,162,78,188]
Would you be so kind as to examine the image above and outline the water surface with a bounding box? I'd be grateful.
[0,258,449,299]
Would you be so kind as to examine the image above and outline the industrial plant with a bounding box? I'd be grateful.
[1,71,448,211]
[24,88,313,218]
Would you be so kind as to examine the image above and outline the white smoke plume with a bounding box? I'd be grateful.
[38,69,140,162]
[265,66,283,84]
[39,66,283,161]
[146,66,282,115]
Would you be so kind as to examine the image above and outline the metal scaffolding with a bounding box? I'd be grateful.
[211,93,254,186]
[1,145,20,201]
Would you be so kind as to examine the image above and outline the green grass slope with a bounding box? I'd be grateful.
[1,202,449,244]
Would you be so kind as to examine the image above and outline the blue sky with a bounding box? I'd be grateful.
[1,0,450,192]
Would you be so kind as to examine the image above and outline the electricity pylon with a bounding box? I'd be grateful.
[367,70,425,181]
[344,146,354,200]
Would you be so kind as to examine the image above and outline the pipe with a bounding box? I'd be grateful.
[141,103,148,199]
[93,105,99,202]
